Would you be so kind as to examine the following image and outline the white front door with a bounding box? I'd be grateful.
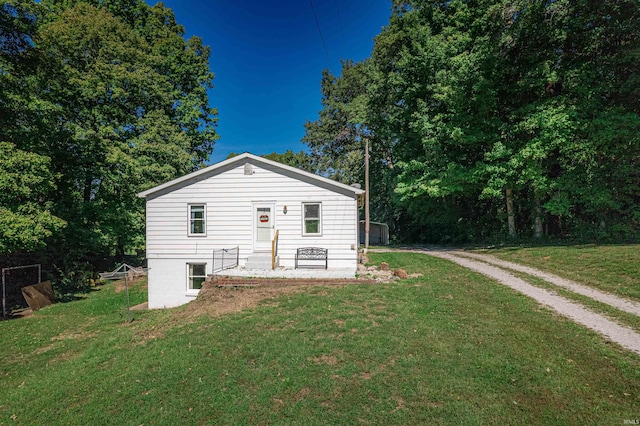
[253,203,275,252]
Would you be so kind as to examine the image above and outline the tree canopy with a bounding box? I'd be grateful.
[1,0,217,284]
[304,0,640,243]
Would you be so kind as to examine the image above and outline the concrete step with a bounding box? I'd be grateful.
[245,254,278,270]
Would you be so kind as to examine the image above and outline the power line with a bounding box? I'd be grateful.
[309,0,331,65]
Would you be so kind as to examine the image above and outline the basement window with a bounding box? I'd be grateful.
[187,263,206,292]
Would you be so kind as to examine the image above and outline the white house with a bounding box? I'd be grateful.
[137,152,364,308]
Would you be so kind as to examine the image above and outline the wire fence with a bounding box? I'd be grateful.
[2,264,41,318]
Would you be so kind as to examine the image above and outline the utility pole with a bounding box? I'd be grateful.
[364,137,370,252]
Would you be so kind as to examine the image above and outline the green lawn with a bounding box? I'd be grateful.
[1,251,640,425]
[482,244,640,301]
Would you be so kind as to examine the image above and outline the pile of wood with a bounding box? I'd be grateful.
[21,281,55,311]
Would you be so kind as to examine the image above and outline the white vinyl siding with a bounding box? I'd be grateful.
[188,204,206,236]
[145,163,359,264]
[302,202,321,236]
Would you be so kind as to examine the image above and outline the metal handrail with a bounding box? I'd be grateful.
[212,246,240,273]
[271,230,279,270]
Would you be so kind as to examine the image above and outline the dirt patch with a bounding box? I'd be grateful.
[181,280,308,320]
[133,325,166,344]
[136,275,400,339]
[33,343,57,355]
[310,354,339,365]
[390,396,407,413]
[49,349,79,364]
[177,275,384,320]
[51,331,96,341]
[114,277,146,293]
[295,387,312,401]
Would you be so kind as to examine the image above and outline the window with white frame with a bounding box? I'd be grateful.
[302,202,322,236]
[188,204,206,236]
[187,263,206,291]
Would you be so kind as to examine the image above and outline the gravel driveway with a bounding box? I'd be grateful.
[373,248,640,356]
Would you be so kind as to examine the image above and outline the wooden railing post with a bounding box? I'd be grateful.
[271,230,279,270]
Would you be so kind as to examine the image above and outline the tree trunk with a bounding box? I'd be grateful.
[83,176,93,203]
[506,187,516,237]
[116,236,126,260]
[534,191,543,238]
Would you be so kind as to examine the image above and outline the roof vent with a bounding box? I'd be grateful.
[244,163,253,175]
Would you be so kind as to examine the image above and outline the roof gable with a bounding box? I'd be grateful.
[137,152,364,199]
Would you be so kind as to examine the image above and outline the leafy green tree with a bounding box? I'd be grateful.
[303,60,407,240]
[0,142,66,253]
[0,1,67,253]
[306,0,640,243]
[0,1,42,147]
[368,1,508,241]
[304,61,370,184]
[262,151,316,173]
[1,0,218,282]
[33,1,218,258]
[553,0,640,237]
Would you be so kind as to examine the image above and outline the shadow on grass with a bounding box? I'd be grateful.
[55,286,101,303]
[456,240,639,251]
[1,287,99,320]
[2,309,33,321]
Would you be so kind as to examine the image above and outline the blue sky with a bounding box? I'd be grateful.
[158,0,392,163]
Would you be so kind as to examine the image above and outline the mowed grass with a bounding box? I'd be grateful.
[482,244,640,301]
[1,252,640,425]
